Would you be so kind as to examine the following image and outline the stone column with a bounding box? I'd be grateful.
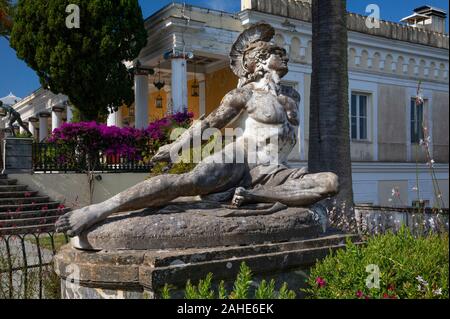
[28,117,38,139]
[39,112,51,142]
[52,106,64,132]
[134,72,149,129]
[199,81,206,117]
[164,85,173,115]
[171,57,188,113]
[66,104,73,123]
[107,107,123,128]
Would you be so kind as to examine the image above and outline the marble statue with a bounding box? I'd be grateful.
[56,23,339,237]
[0,100,33,137]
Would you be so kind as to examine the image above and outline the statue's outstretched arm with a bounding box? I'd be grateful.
[152,88,252,163]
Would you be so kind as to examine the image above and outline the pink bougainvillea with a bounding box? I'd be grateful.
[47,111,193,167]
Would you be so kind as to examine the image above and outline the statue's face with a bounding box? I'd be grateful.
[266,47,289,77]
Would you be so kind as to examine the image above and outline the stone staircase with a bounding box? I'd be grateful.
[0,174,70,236]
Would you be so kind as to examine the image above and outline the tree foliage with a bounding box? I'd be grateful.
[10,0,148,120]
[0,0,14,38]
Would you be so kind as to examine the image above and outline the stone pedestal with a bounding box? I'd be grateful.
[54,200,358,299]
[2,137,34,174]
[54,232,357,299]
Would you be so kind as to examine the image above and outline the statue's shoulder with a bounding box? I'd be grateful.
[231,86,253,98]
[222,86,253,107]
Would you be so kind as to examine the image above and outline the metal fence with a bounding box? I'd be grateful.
[32,143,153,173]
[0,229,68,299]
[355,205,449,235]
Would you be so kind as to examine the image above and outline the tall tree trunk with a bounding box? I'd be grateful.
[309,0,354,228]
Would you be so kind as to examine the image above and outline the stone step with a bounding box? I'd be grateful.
[0,185,29,192]
[0,223,56,236]
[0,201,60,212]
[0,179,18,185]
[0,208,69,220]
[0,174,7,179]
[153,233,361,268]
[0,215,60,228]
[0,190,38,198]
[0,196,50,205]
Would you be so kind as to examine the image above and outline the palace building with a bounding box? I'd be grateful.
[1,0,449,208]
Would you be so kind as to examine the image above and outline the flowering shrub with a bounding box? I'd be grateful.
[303,227,448,299]
[47,111,193,169]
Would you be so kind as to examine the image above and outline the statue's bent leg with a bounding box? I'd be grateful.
[8,117,16,137]
[232,172,338,207]
[17,117,32,136]
[56,162,246,236]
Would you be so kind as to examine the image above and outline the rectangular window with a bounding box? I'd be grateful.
[410,98,424,144]
[350,93,369,140]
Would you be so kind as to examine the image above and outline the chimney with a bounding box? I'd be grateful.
[401,5,447,34]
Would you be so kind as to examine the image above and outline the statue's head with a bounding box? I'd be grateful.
[230,23,288,87]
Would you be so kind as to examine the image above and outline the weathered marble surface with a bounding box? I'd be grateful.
[72,199,324,251]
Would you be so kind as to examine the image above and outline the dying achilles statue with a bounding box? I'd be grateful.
[56,23,339,238]
[0,100,33,137]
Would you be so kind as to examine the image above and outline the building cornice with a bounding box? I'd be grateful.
[240,0,449,49]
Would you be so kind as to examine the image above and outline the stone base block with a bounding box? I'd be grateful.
[54,233,359,299]
[2,137,34,174]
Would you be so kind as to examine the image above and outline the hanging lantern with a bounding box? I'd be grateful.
[191,78,199,97]
[191,60,199,97]
[129,105,135,117]
[154,61,165,109]
[153,61,165,91]
[156,94,163,108]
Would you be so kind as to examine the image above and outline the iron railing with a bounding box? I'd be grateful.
[355,205,449,235]
[32,143,153,173]
[0,229,69,299]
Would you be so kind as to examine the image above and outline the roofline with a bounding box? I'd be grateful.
[414,5,447,18]
[401,13,430,22]
[144,2,237,23]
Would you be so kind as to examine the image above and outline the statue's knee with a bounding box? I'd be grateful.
[322,172,339,194]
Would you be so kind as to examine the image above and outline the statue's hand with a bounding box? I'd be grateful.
[151,144,174,163]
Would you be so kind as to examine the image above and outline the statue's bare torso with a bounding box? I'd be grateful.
[226,87,298,168]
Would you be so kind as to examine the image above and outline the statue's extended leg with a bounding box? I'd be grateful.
[232,172,338,207]
[8,117,16,137]
[56,162,246,236]
[17,117,33,136]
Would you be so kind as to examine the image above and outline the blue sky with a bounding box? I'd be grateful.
[1,0,448,98]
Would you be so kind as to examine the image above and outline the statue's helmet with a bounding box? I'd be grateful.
[230,23,279,79]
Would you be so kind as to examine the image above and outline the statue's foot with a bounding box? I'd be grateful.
[232,187,250,207]
[55,204,104,237]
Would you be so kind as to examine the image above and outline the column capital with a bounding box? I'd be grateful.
[132,60,154,76]
[38,112,51,118]
[28,117,39,123]
[164,50,194,61]
[52,106,65,113]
